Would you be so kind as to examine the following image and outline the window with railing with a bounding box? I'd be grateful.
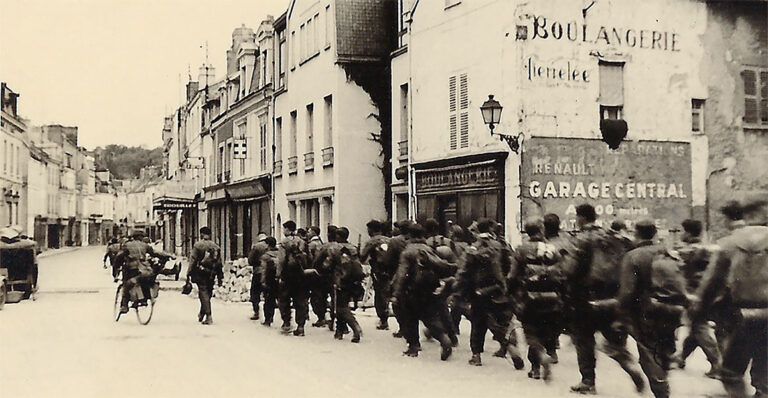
[304,151,314,171]
[288,156,298,174]
[321,146,334,167]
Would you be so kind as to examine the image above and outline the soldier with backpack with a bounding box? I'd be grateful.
[509,218,564,381]
[277,220,313,336]
[247,233,269,321]
[618,220,689,398]
[361,220,392,330]
[695,199,768,398]
[565,204,645,395]
[673,219,722,377]
[326,227,365,342]
[259,236,280,327]
[186,227,223,325]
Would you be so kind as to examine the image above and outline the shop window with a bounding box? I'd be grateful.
[692,99,704,134]
[448,73,469,150]
[741,67,768,127]
[599,62,624,121]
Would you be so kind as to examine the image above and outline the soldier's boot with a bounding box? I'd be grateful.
[403,345,420,357]
[293,326,305,336]
[250,313,260,321]
[198,312,205,322]
[202,316,213,325]
[570,381,597,395]
[423,327,433,341]
[281,321,292,333]
[468,354,482,366]
[541,355,554,383]
[493,345,507,358]
[350,322,362,343]
[547,348,559,364]
[376,319,389,330]
[262,318,272,327]
[312,319,327,328]
[440,345,452,361]
[705,364,722,379]
[505,343,525,370]
[450,334,459,348]
[528,367,541,379]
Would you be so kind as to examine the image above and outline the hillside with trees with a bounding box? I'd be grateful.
[93,145,163,179]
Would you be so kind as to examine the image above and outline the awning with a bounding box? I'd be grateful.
[226,183,268,202]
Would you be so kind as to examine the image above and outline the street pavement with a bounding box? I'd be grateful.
[1,246,729,398]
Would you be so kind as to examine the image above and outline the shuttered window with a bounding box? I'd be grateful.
[742,67,768,127]
[599,62,624,106]
[448,73,469,150]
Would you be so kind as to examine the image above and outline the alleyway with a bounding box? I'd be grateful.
[1,246,727,398]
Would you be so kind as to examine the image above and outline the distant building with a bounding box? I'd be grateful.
[0,82,28,231]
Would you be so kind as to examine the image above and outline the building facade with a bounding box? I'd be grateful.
[404,0,710,243]
[272,0,395,243]
[1,83,28,231]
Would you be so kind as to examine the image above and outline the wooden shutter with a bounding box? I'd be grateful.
[459,73,469,148]
[449,76,457,150]
[599,63,624,106]
[743,70,758,124]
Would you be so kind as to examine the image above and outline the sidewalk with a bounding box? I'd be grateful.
[38,245,100,259]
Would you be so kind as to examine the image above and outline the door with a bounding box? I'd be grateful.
[437,195,458,235]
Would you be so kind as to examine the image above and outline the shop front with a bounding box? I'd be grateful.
[413,152,507,234]
[153,195,196,256]
[205,176,271,261]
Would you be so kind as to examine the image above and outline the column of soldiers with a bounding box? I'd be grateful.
[240,198,767,398]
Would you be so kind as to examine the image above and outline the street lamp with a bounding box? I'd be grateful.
[480,95,524,154]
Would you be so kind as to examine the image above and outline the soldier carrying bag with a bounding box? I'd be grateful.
[728,228,768,320]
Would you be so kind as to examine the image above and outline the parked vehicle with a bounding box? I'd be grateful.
[0,239,39,304]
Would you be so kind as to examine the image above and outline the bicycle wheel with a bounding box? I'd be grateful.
[114,284,124,322]
[135,298,154,325]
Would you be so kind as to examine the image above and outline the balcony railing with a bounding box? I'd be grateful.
[287,156,298,174]
[321,146,334,167]
[217,170,231,184]
[274,160,283,176]
[304,152,314,171]
[398,140,409,162]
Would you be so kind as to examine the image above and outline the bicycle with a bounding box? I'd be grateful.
[113,279,159,325]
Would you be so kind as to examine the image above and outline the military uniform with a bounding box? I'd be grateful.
[674,238,722,373]
[118,239,168,311]
[509,238,563,379]
[697,225,768,397]
[259,248,281,325]
[248,240,269,319]
[618,240,688,398]
[326,242,365,341]
[104,242,122,279]
[392,238,456,359]
[312,239,337,328]
[277,234,311,333]
[384,233,410,336]
[188,239,223,321]
[361,234,392,327]
[455,233,512,365]
[565,223,644,393]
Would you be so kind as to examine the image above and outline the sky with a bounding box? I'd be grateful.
[0,0,288,150]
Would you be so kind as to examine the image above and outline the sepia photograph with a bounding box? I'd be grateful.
[1,0,767,397]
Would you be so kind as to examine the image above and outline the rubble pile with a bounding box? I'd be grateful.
[213,258,252,302]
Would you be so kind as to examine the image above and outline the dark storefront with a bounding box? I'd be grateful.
[205,176,271,261]
[413,152,507,234]
[154,196,196,256]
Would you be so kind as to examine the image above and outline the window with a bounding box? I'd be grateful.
[448,73,469,150]
[262,50,268,87]
[291,31,296,69]
[400,84,409,140]
[306,103,314,152]
[241,66,247,97]
[218,145,225,180]
[742,67,768,127]
[692,99,705,134]
[599,62,624,120]
[307,18,314,57]
[324,95,333,146]
[397,0,408,48]
[259,116,268,171]
[275,117,283,161]
[325,5,332,49]
[278,31,286,87]
[15,145,19,176]
[3,139,6,173]
[300,24,306,61]
[290,111,298,157]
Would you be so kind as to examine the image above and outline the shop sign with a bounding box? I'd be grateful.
[416,161,503,193]
[154,201,195,210]
[520,137,691,232]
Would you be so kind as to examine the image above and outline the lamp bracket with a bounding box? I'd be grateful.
[490,131,525,154]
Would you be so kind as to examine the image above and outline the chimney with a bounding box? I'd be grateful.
[186,81,200,102]
[198,65,216,87]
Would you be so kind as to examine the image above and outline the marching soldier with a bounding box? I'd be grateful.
[360,220,392,330]
[674,219,722,376]
[385,220,414,338]
[277,220,312,336]
[618,220,689,398]
[455,218,513,367]
[509,218,563,381]
[695,199,768,398]
[326,227,365,342]
[185,227,223,325]
[306,226,328,327]
[248,233,269,321]
[259,237,280,326]
[564,204,645,395]
[312,225,338,329]
[104,238,122,282]
[391,223,455,360]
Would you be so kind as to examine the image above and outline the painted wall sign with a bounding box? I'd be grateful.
[529,15,681,52]
[520,137,692,232]
[524,56,591,86]
[416,161,503,193]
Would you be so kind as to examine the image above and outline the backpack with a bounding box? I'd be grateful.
[638,248,688,323]
[413,248,440,294]
[586,229,628,294]
[339,250,365,300]
[281,238,308,281]
[727,227,768,306]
